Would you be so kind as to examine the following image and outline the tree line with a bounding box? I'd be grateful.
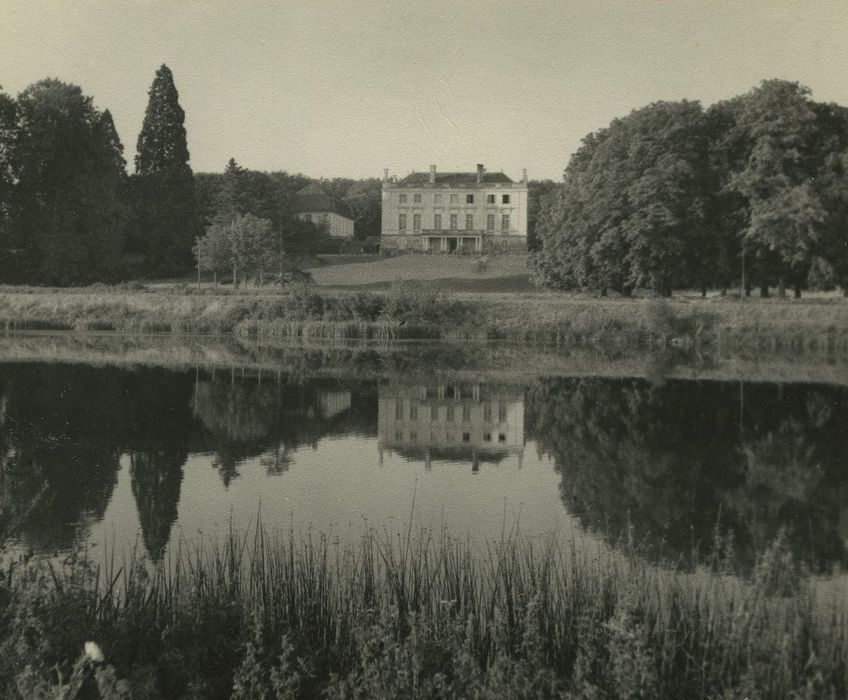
[0,66,384,287]
[0,66,199,284]
[531,80,848,297]
[192,159,383,287]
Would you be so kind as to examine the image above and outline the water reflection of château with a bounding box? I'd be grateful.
[378,382,525,470]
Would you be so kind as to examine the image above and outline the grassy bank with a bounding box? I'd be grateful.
[2,526,845,699]
[5,332,848,388]
[2,283,848,351]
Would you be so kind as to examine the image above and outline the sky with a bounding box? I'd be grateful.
[3,1,848,181]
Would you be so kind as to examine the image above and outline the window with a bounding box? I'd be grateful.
[498,433,506,443]
[413,193,422,203]
[466,194,474,204]
[446,405,455,421]
[502,194,510,204]
[410,404,418,420]
[434,193,442,204]
[484,432,492,442]
[498,403,507,422]
[465,214,474,230]
[449,214,457,230]
[399,213,407,232]
[462,405,471,421]
[409,431,417,442]
[487,214,495,232]
[413,213,421,232]
[501,214,510,232]
[449,194,458,204]
[462,432,471,442]
[430,404,438,420]
[486,194,495,204]
[399,193,407,203]
[395,430,403,441]
[483,404,492,421]
[434,214,442,230]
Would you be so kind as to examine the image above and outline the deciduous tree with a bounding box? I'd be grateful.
[7,79,126,284]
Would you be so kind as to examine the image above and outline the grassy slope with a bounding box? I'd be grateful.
[306,253,533,291]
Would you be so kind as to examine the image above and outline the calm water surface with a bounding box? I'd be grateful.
[2,358,848,575]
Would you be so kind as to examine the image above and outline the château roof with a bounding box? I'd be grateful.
[398,171,515,186]
[293,183,353,219]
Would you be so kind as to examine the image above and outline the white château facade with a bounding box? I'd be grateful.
[380,164,528,253]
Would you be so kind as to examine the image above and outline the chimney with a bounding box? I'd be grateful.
[383,168,389,182]
[429,164,436,184]
[522,168,528,184]
[476,163,484,183]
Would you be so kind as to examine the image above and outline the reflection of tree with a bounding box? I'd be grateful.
[730,401,845,566]
[0,364,194,557]
[527,378,848,570]
[129,449,186,561]
[260,442,294,475]
[0,365,123,549]
[191,373,376,486]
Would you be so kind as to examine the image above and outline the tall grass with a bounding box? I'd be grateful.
[2,284,848,351]
[2,525,845,698]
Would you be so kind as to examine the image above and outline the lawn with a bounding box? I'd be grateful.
[305,253,533,291]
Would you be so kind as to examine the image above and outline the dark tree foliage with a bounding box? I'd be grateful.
[3,80,126,285]
[0,86,16,278]
[532,101,712,296]
[342,178,382,239]
[130,64,198,276]
[196,168,380,244]
[533,80,848,297]
[526,179,559,251]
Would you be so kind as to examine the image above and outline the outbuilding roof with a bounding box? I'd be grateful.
[293,183,353,219]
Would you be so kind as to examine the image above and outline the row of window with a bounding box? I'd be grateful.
[398,213,510,232]
[394,430,509,444]
[398,193,511,205]
[395,403,509,421]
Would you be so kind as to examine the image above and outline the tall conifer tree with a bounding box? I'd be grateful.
[131,64,198,275]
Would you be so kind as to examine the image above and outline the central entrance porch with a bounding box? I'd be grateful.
[423,232,482,253]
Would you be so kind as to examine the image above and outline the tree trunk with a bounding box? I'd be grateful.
[701,285,707,298]
[744,282,752,297]
[778,277,786,298]
[233,264,238,289]
[793,282,802,298]
[621,286,632,298]
[720,287,727,297]
[213,271,217,287]
[599,287,608,298]
[759,284,769,298]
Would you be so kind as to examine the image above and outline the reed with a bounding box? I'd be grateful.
[2,284,848,351]
[1,525,845,698]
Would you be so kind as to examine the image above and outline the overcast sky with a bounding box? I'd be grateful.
[3,1,848,180]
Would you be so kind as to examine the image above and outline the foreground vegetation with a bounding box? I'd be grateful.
[2,283,848,354]
[2,525,845,699]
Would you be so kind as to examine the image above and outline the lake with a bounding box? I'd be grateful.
[2,341,847,577]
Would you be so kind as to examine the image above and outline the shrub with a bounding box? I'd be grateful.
[381,281,465,325]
